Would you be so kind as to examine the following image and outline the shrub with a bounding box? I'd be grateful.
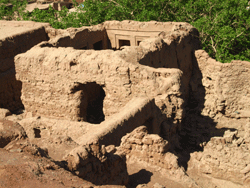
[0,0,27,20]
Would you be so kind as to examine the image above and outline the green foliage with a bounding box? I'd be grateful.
[22,6,73,29]
[0,0,27,20]
[0,0,249,63]
[186,0,250,62]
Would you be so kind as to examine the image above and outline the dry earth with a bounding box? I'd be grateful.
[0,19,250,188]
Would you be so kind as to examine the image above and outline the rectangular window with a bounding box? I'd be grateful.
[119,40,130,48]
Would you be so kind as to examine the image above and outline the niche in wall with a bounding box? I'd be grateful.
[143,117,154,134]
[71,82,106,124]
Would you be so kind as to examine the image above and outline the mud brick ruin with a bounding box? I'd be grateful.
[0,20,250,188]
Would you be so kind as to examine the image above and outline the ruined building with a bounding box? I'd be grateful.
[0,20,250,188]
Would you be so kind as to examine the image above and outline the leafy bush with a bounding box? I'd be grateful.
[0,0,249,63]
[0,0,27,20]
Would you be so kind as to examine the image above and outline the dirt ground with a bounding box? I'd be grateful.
[127,160,185,188]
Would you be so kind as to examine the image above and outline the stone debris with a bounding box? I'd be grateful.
[64,141,129,185]
[0,120,26,148]
[0,108,11,119]
[120,126,199,188]
[188,127,250,186]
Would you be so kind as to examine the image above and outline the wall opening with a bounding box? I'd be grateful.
[119,40,130,48]
[137,41,141,46]
[93,40,103,50]
[143,117,154,134]
[71,82,106,124]
[34,128,41,138]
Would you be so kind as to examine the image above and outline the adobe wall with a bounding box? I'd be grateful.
[191,50,250,119]
[119,126,198,187]
[45,20,200,101]
[64,140,129,185]
[104,20,201,77]
[47,21,201,85]
[103,20,200,48]
[14,43,184,122]
[45,24,108,50]
[0,21,50,63]
[181,50,250,187]
[0,21,50,112]
[9,21,201,152]
[1,19,250,187]
[78,97,161,146]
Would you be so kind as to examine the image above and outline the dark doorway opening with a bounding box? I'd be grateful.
[143,118,154,134]
[71,82,106,124]
[93,40,103,50]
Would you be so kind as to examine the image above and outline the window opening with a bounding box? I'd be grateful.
[119,40,130,48]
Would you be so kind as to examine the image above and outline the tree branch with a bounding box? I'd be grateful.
[210,36,217,53]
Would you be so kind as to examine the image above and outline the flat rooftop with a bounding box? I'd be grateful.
[0,20,50,40]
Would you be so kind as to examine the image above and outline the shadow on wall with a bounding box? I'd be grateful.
[0,58,24,114]
[50,28,111,51]
[96,98,164,147]
[70,82,106,124]
[138,38,179,69]
[128,169,153,188]
[174,53,237,170]
[0,24,50,114]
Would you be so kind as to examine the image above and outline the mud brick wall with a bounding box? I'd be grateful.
[0,21,50,112]
[65,141,129,185]
[192,50,250,119]
[15,43,184,122]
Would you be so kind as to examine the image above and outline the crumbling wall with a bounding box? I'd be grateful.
[188,126,250,187]
[120,126,170,158]
[112,22,201,100]
[14,39,185,122]
[182,50,250,153]
[64,140,129,185]
[118,126,198,187]
[1,117,129,186]
[4,20,200,124]
[182,49,250,186]
[192,50,250,119]
[45,24,108,50]
[78,97,161,146]
[0,21,50,112]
